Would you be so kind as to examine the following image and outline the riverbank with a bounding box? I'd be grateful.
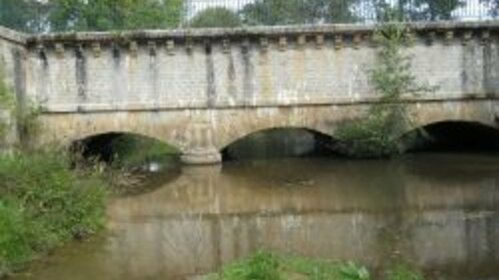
[204,251,424,280]
[0,150,107,278]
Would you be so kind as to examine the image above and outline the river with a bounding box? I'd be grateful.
[12,153,499,280]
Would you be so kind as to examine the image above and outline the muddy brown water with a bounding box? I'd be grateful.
[12,153,499,280]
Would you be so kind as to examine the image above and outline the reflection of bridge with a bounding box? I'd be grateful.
[101,165,499,279]
[0,21,499,164]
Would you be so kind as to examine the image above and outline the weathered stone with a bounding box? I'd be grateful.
[166,39,175,55]
[0,22,498,164]
[353,33,362,49]
[129,41,138,57]
[91,42,101,57]
[315,34,325,49]
[278,36,287,51]
[334,34,343,50]
[54,43,64,58]
[259,37,269,52]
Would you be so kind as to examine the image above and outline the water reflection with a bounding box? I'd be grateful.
[14,154,499,280]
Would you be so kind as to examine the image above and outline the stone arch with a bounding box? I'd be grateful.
[69,131,180,162]
[403,119,499,151]
[218,125,336,152]
[36,112,193,154]
[404,100,496,134]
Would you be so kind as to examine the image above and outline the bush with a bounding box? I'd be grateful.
[212,251,283,280]
[0,150,107,276]
[211,251,426,280]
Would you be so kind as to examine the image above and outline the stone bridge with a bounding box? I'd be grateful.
[0,21,499,164]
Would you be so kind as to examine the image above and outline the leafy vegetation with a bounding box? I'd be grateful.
[0,0,183,32]
[336,22,432,158]
[240,0,360,25]
[190,8,242,28]
[48,0,183,31]
[372,0,466,21]
[0,0,46,33]
[385,263,425,280]
[209,251,425,280]
[211,251,283,280]
[0,0,488,32]
[0,63,107,277]
[0,150,107,277]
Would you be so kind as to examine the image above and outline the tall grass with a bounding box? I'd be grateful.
[0,150,107,277]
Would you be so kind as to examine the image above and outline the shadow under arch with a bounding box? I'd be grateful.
[221,127,340,161]
[403,120,499,152]
[71,131,181,165]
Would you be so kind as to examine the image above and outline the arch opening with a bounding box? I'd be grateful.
[405,121,499,153]
[71,132,181,171]
[222,127,340,161]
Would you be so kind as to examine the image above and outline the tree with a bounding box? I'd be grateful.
[0,0,48,32]
[189,7,242,28]
[336,23,433,158]
[481,0,499,17]
[240,0,360,26]
[371,0,465,22]
[47,0,184,32]
[400,0,466,21]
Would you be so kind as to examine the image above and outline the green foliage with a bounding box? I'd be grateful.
[0,62,106,277]
[240,0,359,25]
[0,66,14,140]
[48,0,183,31]
[373,0,466,21]
[403,0,465,21]
[285,257,370,280]
[0,0,46,33]
[211,251,426,280]
[213,251,283,280]
[339,262,371,280]
[336,22,431,158]
[190,8,242,28]
[0,150,107,276]
[0,202,32,274]
[385,263,424,280]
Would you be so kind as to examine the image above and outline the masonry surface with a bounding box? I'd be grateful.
[1,22,499,164]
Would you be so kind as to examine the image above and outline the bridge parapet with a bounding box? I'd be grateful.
[21,21,499,113]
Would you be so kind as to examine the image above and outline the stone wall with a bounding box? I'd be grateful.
[24,22,499,113]
[0,27,27,148]
[1,22,499,163]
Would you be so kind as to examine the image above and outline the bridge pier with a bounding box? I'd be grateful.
[181,149,222,165]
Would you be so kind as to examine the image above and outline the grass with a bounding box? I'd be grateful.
[209,251,425,280]
[0,149,107,277]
